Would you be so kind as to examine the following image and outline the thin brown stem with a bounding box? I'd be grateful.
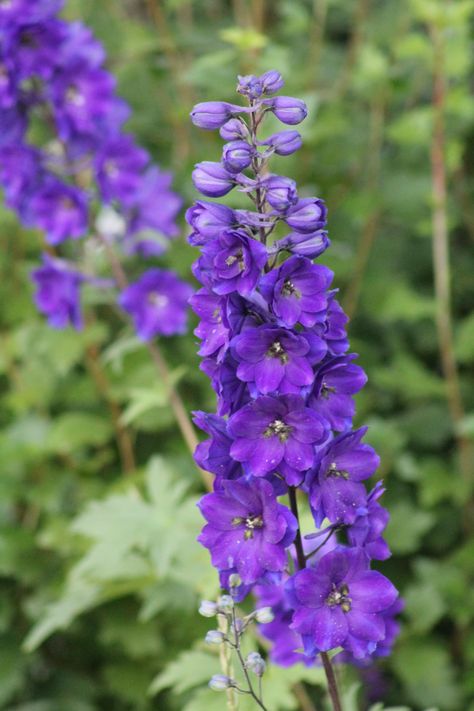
[97,233,213,491]
[429,24,473,518]
[288,487,343,711]
[85,342,136,475]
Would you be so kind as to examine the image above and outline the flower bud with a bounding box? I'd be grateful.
[260,70,284,95]
[264,175,298,212]
[245,652,266,676]
[191,101,240,130]
[186,201,235,242]
[220,118,249,141]
[199,600,217,617]
[205,630,225,645]
[262,130,302,156]
[285,197,327,233]
[255,606,274,624]
[266,96,308,125]
[209,675,234,691]
[272,230,330,259]
[218,594,234,611]
[222,140,254,173]
[237,74,263,99]
[192,162,235,197]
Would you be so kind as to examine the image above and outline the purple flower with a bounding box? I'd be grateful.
[95,134,148,205]
[321,295,350,356]
[31,253,84,329]
[264,175,298,212]
[307,428,380,526]
[260,256,333,328]
[271,230,330,259]
[0,0,63,26]
[347,481,390,560]
[189,288,228,357]
[192,161,235,197]
[118,268,193,341]
[229,394,328,485]
[287,547,398,659]
[222,140,254,173]
[219,118,249,141]
[186,201,235,243]
[232,324,326,395]
[198,479,297,584]
[284,198,327,233]
[125,167,182,244]
[309,354,367,431]
[265,96,308,125]
[194,229,268,296]
[190,101,243,130]
[27,180,88,244]
[193,411,241,482]
[261,130,302,157]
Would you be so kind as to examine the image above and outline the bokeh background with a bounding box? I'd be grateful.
[1,1,474,709]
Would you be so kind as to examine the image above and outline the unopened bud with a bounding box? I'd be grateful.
[199,600,217,618]
[218,594,234,611]
[246,652,266,676]
[255,606,274,624]
[209,675,234,691]
[205,630,224,645]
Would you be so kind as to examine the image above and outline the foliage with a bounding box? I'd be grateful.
[1,0,474,709]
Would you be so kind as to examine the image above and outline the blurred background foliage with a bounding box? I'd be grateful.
[1,0,474,709]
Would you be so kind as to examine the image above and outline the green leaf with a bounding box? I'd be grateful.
[149,649,217,696]
[46,413,113,453]
[385,502,434,554]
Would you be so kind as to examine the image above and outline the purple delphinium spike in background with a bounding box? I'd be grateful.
[189,70,399,674]
[0,0,188,338]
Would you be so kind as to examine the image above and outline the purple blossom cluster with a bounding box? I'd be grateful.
[0,0,190,338]
[189,71,399,666]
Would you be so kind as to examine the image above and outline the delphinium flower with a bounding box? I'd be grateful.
[189,71,399,709]
[0,0,188,337]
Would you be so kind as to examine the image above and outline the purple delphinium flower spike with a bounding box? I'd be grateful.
[0,3,186,334]
[189,71,399,673]
[31,253,84,329]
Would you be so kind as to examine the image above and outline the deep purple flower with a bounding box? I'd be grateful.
[261,130,302,156]
[232,324,326,395]
[204,351,252,417]
[347,481,390,560]
[118,268,193,341]
[192,161,235,197]
[189,288,228,357]
[126,167,181,243]
[272,230,330,259]
[285,198,327,233]
[31,253,84,329]
[194,229,268,296]
[0,0,63,25]
[266,96,308,125]
[51,65,116,139]
[198,479,297,584]
[307,428,380,526]
[27,180,88,244]
[287,547,398,659]
[0,143,42,209]
[260,255,333,328]
[264,175,298,212]
[219,118,249,141]
[193,412,241,482]
[229,394,328,484]
[309,354,367,431]
[321,294,350,356]
[191,101,243,130]
[186,201,235,243]
[95,134,148,205]
[14,19,65,80]
[222,140,254,173]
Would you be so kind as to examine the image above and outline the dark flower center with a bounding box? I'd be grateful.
[66,85,85,106]
[320,381,337,398]
[326,583,351,612]
[60,196,75,210]
[212,307,222,322]
[281,279,301,298]
[266,340,289,364]
[232,513,264,540]
[325,462,349,480]
[264,418,292,442]
[225,248,244,270]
